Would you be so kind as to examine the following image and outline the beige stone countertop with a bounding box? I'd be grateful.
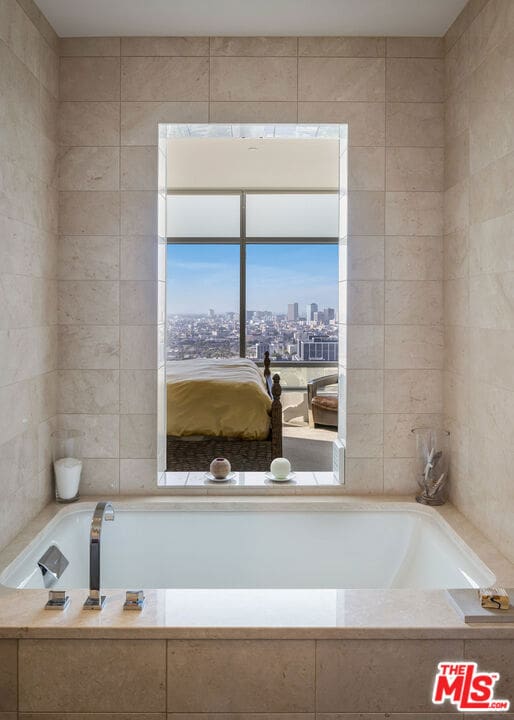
[1,495,514,639]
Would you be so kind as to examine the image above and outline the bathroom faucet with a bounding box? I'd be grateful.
[83,501,115,610]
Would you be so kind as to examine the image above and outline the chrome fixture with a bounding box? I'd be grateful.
[83,501,115,610]
[123,589,145,611]
[38,545,69,588]
[44,589,70,610]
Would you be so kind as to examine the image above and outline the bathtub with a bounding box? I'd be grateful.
[0,500,495,591]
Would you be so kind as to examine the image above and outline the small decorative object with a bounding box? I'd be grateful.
[209,457,231,479]
[265,470,296,483]
[51,429,84,503]
[478,587,510,610]
[204,471,236,483]
[270,457,291,480]
[411,427,450,506]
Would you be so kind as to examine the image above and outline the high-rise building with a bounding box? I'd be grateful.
[324,307,335,321]
[287,302,299,321]
[297,333,338,362]
[208,308,215,318]
[305,303,318,322]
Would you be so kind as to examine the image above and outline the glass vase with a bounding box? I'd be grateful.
[411,427,450,506]
[51,429,84,503]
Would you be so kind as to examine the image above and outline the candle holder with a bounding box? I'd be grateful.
[51,429,84,503]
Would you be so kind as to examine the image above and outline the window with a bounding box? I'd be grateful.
[166,191,339,367]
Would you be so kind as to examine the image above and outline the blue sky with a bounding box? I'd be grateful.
[166,244,338,315]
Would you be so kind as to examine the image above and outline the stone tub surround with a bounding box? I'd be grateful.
[0,495,514,640]
[0,0,59,551]
[55,34,446,499]
[1,499,514,716]
[443,0,514,563]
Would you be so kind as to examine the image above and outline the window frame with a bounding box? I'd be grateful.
[166,189,339,360]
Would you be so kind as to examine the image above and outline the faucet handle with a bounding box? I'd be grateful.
[123,589,145,611]
[45,589,70,610]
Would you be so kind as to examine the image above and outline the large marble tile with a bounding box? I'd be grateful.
[210,57,297,101]
[120,369,157,414]
[298,58,385,101]
[120,281,157,324]
[386,147,444,192]
[299,37,385,57]
[316,640,463,712]
[58,325,120,370]
[60,57,121,101]
[59,191,120,236]
[19,640,166,712]
[298,102,385,146]
[167,640,315,712]
[79,458,120,495]
[122,36,209,56]
[349,148,385,191]
[58,369,119,414]
[119,458,159,493]
[0,0,40,76]
[210,101,297,123]
[386,58,444,102]
[58,280,119,325]
[386,36,444,58]
[346,369,383,413]
[386,102,444,148]
[346,413,383,458]
[0,640,17,711]
[58,235,120,281]
[121,191,157,235]
[345,280,384,325]
[348,192,385,236]
[347,236,384,280]
[120,235,157,281]
[121,147,159,191]
[120,413,157,458]
[384,412,443,457]
[465,639,514,703]
[382,279,436,330]
[60,37,121,56]
[385,236,443,280]
[384,369,443,414]
[57,413,119,458]
[385,325,444,369]
[59,146,120,191]
[347,324,384,369]
[121,101,209,145]
[385,192,443,236]
[59,101,120,146]
[211,37,297,56]
[120,325,157,369]
[121,57,209,101]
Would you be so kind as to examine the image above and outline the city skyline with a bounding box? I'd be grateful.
[166,243,338,315]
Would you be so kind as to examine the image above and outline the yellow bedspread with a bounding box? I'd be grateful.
[167,358,272,440]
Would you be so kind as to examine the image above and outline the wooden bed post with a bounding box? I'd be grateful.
[271,373,283,459]
[263,350,271,378]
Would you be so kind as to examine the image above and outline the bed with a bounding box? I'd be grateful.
[166,351,282,471]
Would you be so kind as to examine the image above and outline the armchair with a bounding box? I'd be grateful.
[307,373,338,428]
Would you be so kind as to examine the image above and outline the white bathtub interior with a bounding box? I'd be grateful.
[0,504,495,591]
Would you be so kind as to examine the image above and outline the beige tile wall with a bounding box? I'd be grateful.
[57,35,445,495]
[0,636,510,714]
[0,0,59,550]
[444,0,514,562]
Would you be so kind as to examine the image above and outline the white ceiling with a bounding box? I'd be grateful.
[35,0,467,38]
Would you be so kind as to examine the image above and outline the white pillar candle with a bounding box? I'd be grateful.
[54,457,82,500]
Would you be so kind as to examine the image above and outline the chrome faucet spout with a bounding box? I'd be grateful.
[83,501,115,610]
